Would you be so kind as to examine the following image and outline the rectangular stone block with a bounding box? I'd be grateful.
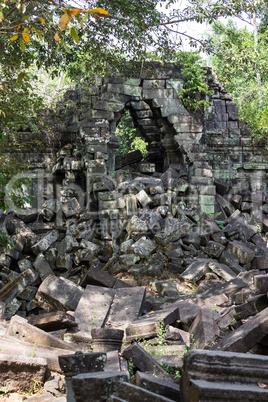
[110,382,175,402]
[122,343,166,375]
[181,349,268,402]
[108,83,142,97]
[35,275,84,312]
[135,371,180,401]
[27,311,77,332]
[0,354,49,392]
[189,306,219,349]
[6,315,76,351]
[125,307,179,341]
[211,306,268,353]
[254,274,268,293]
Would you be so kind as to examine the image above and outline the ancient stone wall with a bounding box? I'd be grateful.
[6,63,268,213]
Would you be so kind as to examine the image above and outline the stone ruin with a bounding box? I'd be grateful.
[1,63,268,400]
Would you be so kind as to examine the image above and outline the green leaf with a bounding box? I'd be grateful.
[70,27,79,44]
[19,37,25,52]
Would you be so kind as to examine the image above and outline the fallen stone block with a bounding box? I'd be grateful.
[28,312,77,332]
[31,230,59,255]
[205,241,225,258]
[35,275,84,312]
[125,307,179,341]
[122,342,166,375]
[211,306,268,352]
[131,236,156,258]
[81,266,116,288]
[105,286,146,329]
[199,277,247,300]
[179,259,212,282]
[135,371,180,401]
[208,261,236,282]
[167,300,201,331]
[24,392,66,401]
[0,268,38,305]
[181,349,268,402]
[0,335,74,372]
[189,306,219,349]
[74,285,114,337]
[254,274,268,293]
[153,281,180,298]
[0,354,49,392]
[6,315,76,351]
[33,253,54,280]
[92,328,124,353]
[62,197,81,217]
[155,221,192,247]
[109,382,175,402]
[226,240,255,265]
[234,294,268,320]
[72,371,129,401]
[58,352,106,375]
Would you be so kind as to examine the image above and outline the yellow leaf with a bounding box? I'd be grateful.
[10,34,18,41]
[38,17,46,25]
[60,13,72,30]
[88,8,109,17]
[0,110,6,118]
[15,25,21,31]
[22,29,30,43]
[70,27,79,44]
[64,8,85,16]
[54,32,60,41]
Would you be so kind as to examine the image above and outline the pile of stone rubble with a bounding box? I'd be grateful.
[1,170,268,400]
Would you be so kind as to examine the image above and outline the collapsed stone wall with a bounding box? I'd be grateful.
[5,63,268,215]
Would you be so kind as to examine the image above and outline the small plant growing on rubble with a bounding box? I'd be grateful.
[206,212,225,229]
[212,306,219,313]
[30,343,37,358]
[0,386,9,395]
[155,319,169,347]
[128,359,136,380]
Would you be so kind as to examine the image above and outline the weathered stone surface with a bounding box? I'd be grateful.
[208,261,236,281]
[6,315,76,351]
[189,306,219,349]
[0,335,74,372]
[254,275,268,293]
[205,241,225,258]
[135,371,180,401]
[131,236,156,257]
[199,277,247,301]
[155,220,192,246]
[72,371,129,402]
[34,253,54,279]
[62,197,81,217]
[35,275,84,312]
[81,267,116,288]
[0,268,38,305]
[180,259,212,282]
[0,354,49,392]
[109,381,175,402]
[123,342,166,375]
[31,231,59,255]
[181,349,268,402]
[58,352,106,375]
[211,306,268,352]
[226,240,255,265]
[125,307,179,341]
[27,311,77,331]
[74,285,114,336]
[153,280,180,297]
[105,286,146,329]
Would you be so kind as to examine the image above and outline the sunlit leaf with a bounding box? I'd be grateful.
[19,37,25,52]
[38,17,46,24]
[22,27,30,43]
[70,27,79,44]
[64,8,85,16]
[88,8,109,17]
[0,9,3,22]
[15,25,21,31]
[258,382,268,389]
[22,4,26,13]
[0,110,6,118]
[10,34,18,41]
[60,13,72,30]
[54,32,60,41]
